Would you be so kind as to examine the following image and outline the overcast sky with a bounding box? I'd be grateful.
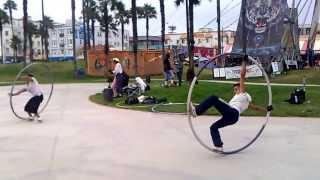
[0,0,315,36]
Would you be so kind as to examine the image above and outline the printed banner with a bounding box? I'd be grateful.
[225,65,263,79]
[232,0,289,57]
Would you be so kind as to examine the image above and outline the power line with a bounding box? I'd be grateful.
[201,1,241,29]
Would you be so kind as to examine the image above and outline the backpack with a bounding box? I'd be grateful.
[288,88,306,104]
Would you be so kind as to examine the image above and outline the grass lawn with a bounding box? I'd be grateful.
[90,81,320,117]
[1,61,319,85]
[0,60,105,85]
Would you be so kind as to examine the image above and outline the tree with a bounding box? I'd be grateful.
[175,0,204,83]
[131,0,138,75]
[114,1,130,51]
[40,16,54,60]
[0,8,9,64]
[26,21,40,61]
[3,0,17,37]
[71,0,77,67]
[10,35,21,62]
[82,0,88,64]
[159,0,165,66]
[85,0,99,49]
[137,4,157,50]
[85,0,91,49]
[23,0,28,64]
[97,0,118,55]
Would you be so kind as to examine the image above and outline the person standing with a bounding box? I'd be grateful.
[163,51,174,87]
[111,58,123,97]
[175,53,185,86]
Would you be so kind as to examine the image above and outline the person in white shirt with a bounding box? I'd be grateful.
[110,58,123,97]
[9,73,44,122]
[190,61,273,151]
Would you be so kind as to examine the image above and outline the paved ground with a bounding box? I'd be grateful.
[0,84,319,180]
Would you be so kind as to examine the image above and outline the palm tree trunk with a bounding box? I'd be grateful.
[0,29,4,64]
[45,29,49,60]
[86,1,91,49]
[41,0,45,60]
[72,0,77,71]
[28,34,33,61]
[9,10,13,35]
[146,17,149,50]
[104,6,109,55]
[23,0,28,66]
[188,0,194,70]
[82,0,88,64]
[121,21,124,51]
[132,0,138,76]
[160,0,165,62]
[91,19,95,50]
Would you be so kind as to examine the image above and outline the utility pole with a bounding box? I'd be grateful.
[217,0,222,55]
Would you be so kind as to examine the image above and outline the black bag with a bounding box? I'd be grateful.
[288,88,306,104]
[125,96,139,105]
[122,72,129,87]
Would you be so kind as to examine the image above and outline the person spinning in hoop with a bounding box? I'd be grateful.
[9,73,44,123]
[189,60,273,151]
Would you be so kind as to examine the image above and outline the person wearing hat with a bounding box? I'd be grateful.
[9,73,44,123]
[111,58,123,97]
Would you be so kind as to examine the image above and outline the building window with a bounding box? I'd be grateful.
[37,41,41,46]
[97,32,102,37]
[198,39,201,44]
[5,31,9,36]
[6,48,10,53]
[176,40,180,44]
[206,38,209,43]
[68,39,73,45]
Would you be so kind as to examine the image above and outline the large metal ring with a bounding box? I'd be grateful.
[9,63,54,120]
[187,53,272,155]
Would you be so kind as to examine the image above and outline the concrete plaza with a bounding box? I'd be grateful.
[0,84,319,180]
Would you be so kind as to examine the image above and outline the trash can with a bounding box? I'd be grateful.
[103,88,113,102]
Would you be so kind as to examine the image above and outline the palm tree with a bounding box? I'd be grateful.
[131,0,138,75]
[86,0,99,49]
[82,0,88,64]
[175,0,203,83]
[0,8,9,64]
[114,1,130,51]
[159,0,165,65]
[4,0,17,37]
[40,16,54,60]
[26,21,40,61]
[98,0,118,55]
[10,35,21,62]
[137,4,157,50]
[41,0,44,59]
[85,0,91,49]
[23,0,28,64]
[72,0,78,72]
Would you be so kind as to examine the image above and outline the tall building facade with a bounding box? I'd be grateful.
[0,19,130,61]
